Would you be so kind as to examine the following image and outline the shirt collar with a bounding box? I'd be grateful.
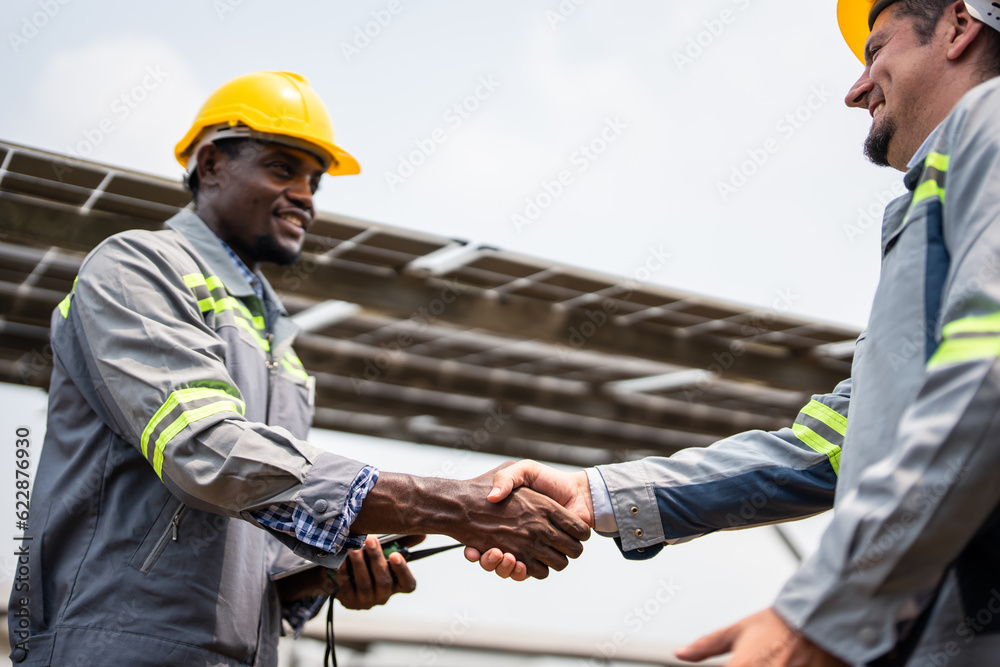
[216,236,264,300]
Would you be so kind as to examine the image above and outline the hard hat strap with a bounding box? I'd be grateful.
[964,0,1000,33]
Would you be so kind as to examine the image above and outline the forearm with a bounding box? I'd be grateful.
[350,472,473,538]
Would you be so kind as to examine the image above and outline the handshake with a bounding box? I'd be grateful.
[351,459,594,581]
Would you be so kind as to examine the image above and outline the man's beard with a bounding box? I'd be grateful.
[251,234,301,266]
[864,115,895,167]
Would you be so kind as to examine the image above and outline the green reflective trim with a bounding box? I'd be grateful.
[205,275,226,292]
[217,297,265,330]
[792,423,841,475]
[141,387,246,460]
[925,151,950,173]
[941,312,1000,338]
[152,401,244,478]
[799,400,847,437]
[58,277,79,319]
[183,273,268,350]
[281,355,309,382]
[183,273,207,289]
[912,179,946,206]
[233,316,271,351]
[928,335,1000,369]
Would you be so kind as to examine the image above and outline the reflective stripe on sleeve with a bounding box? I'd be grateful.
[792,398,846,475]
[791,424,842,475]
[928,312,1000,369]
[141,385,246,479]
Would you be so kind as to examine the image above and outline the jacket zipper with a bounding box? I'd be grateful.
[265,333,276,423]
[140,504,188,574]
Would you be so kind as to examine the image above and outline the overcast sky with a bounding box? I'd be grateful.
[1,0,890,659]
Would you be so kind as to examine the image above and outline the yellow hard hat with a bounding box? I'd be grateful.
[175,71,360,176]
[839,1,1000,63]
[837,0,899,63]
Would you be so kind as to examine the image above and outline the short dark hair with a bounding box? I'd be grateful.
[184,138,250,206]
[894,0,1000,78]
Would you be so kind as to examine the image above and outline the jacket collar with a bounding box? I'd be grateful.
[165,208,288,317]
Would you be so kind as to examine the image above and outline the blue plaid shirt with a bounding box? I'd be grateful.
[218,238,379,632]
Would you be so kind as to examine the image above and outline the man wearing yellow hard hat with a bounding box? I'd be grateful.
[9,70,590,666]
[468,2,1000,665]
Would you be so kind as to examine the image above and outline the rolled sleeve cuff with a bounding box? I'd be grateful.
[252,466,379,564]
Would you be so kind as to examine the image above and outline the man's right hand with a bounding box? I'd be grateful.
[463,460,596,578]
[350,463,591,580]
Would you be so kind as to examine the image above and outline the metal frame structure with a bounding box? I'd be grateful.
[0,140,858,467]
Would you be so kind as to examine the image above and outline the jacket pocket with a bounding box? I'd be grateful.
[127,499,188,574]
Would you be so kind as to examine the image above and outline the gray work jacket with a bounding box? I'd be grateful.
[598,78,1000,665]
[9,210,367,666]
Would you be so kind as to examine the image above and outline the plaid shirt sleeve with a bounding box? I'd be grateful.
[252,466,379,556]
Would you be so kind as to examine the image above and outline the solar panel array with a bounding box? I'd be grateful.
[0,140,858,466]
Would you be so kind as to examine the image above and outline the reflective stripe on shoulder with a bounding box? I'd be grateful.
[141,384,246,479]
[182,273,269,351]
[792,399,845,475]
[280,350,310,382]
[910,151,949,208]
[58,277,79,318]
[929,311,1000,369]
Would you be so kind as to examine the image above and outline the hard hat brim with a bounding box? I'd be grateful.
[175,116,360,177]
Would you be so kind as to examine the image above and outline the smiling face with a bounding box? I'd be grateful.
[195,140,324,269]
[844,4,951,169]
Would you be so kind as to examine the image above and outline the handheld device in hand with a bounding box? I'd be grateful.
[377,534,462,561]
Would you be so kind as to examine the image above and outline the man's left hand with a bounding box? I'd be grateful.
[675,607,847,667]
[276,535,422,609]
[335,535,421,610]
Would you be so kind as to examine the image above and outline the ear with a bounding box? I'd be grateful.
[945,0,985,61]
[195,143,228,191]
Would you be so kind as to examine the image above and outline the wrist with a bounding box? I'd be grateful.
[573,470,596,527]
